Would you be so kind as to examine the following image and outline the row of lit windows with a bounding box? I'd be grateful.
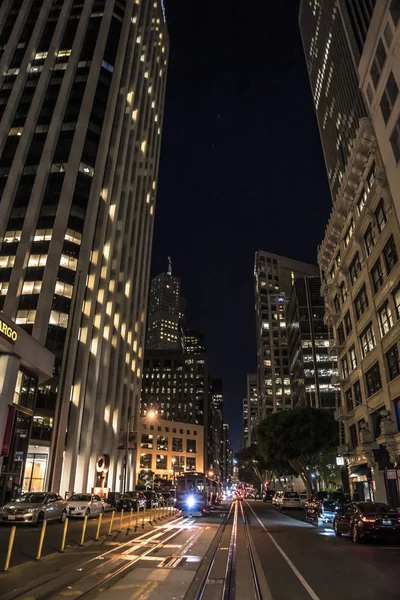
[15,310,69,328]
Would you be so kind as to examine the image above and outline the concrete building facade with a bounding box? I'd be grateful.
[319,119,400,505]
[0,1,169,495]
[136,416,204,483]
[254,251,319,418]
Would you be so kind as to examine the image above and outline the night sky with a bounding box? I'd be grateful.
[151,0,332,450]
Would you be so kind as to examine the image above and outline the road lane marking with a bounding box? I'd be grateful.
[246,502,321,600]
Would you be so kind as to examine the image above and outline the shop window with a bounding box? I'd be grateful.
[22,453,48,492]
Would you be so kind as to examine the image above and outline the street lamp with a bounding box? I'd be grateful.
[171,457,177,486]
[123,410,155,494]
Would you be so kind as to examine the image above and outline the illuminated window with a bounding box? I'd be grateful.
[0,256,15,268]
[3,231,21,243]
[60,254,77,271]
[22,281,42,294]
[49,311,69,328]
[16,310,36,324]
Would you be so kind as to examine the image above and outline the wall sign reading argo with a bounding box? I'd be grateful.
[0,319,18,344]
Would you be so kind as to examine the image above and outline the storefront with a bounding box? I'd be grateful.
[349,464,374,501]
[0,312,54,505]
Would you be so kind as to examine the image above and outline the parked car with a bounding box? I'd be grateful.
[161,491,176,505]
[69,493,104,517]
[305,491,346,525]
[116,491,146,512]
[333,502,400,543]
[263,489,276,503]
[299,492,308,507]
[0,492,69,525]
[272,491,281,506]
[275,491,301,509]
[143,491,159,509]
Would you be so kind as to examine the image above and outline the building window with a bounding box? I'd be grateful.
[349,345,357,371]
[380,72,399,123]
[371,258,384,294]
[337,323,345,345]
[390,116,400,162]
[186,457,196,471]
[141,434,153,449]
[375,199,389,233]
[349,253,361,285]
[365,363,382,397]
[140,453,152,469]
[383,235,398,273]
[344,311,352,336]
[346,387,354,412]
[370,40,387,88]
[186,439,196,453]
[335,251,341,267]
[334,294,340,313]
[344,220,354,247]
[340,281,347,303]
[390,0,400,26]
[354,285,369,320]
[172,437,183,452]
[364,223,375,256]
[386,344,400,380]
[378,301,393,336]
[157,435,168,450]
[349,424,358,450]
[360,322,376,357]
[354,380,363,405]
[341,355,349,379]
[393,286,400,319]
[156,454,167,470]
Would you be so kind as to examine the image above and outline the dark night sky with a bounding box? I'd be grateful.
[151,0,332,450]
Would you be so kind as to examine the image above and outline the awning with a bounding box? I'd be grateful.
[349,464,370,478]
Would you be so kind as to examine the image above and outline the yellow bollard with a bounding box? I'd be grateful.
[36,519,47,560]
[61,517,69,551]
[95,512,103,541]
[80,515,88,546]
[4,526,16,571]
[135,504,139,531]
[118,508,124,532]
[108,510,115,536]
[142,506,146,529]
[127,507,133,531]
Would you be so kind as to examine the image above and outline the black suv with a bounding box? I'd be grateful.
[116,491,146,512]
[305,491,346,525]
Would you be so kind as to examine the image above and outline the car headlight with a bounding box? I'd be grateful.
[186,495,196,509]
[77,506,86,510]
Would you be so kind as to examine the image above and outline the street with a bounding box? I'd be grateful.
[1,500,400,599]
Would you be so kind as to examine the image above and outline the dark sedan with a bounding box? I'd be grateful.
[334,502,400,543]
[116,492,146,512]
[305,491,346,524]
[143,491,159,509]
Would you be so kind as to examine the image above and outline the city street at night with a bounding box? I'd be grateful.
[2,500,400,599]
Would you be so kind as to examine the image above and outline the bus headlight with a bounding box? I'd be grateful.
[186,495,196,509]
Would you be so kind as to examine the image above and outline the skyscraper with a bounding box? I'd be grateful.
[0,1,169,494]
[254,251,319,418]
[243,373,259,448]
[146,268,184,350]
[299,0,375,200]
[286,276,338,410]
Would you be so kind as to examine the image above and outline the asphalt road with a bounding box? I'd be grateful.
[245,500,400,600]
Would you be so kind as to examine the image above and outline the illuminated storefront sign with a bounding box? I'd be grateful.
[0,319,18,344]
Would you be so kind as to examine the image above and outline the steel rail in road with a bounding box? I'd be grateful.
[238,501,262,600]
[2,514,190,600]
[192,499,262,600]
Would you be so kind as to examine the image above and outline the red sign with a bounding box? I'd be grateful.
[1,406,16,456]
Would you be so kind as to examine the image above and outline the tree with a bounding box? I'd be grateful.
[257,407,338,496]
[236,444,296,487]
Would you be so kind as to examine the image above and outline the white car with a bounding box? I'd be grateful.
[68,493,104,518]
[275,491,301,509]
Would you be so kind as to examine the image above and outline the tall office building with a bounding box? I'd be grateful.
[243,373,258,448]
[146,269,184,350]
[0,1,169,494]
[286,276,337,410]
[299,0,375,200]
[254,251,319,418]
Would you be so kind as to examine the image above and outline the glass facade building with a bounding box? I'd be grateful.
[0,0,169,494]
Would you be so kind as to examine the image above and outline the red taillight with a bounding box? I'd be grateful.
[361,516,376,523]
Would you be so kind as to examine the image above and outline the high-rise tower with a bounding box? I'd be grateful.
[254,251,319,418]
[146,267,184,350]
[0,0,169,494]
[299,0,375,201]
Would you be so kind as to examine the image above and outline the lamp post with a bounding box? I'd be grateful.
[171,457,176,487]
[124,410,156,494]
